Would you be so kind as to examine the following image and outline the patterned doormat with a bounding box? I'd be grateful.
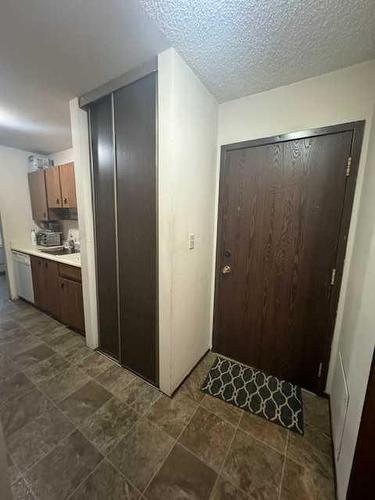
[201,356,304,435]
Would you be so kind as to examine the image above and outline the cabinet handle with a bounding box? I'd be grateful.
[56,198,60,205]
[61,283,64,289]
[64,198,68,204]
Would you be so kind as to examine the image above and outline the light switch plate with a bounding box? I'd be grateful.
[188,233,195,250]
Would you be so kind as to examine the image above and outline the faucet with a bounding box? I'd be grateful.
[68,238,75,252]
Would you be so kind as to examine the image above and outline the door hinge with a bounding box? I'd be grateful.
[330,268,336,286]
[318,362,323,378]
[346,156,352,177]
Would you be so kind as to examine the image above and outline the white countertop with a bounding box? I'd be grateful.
[11,244,81,268]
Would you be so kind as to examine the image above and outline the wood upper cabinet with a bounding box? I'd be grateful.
[59,163,77,208]
[28,163,77,221]
[45,165,62,208]
[45,162,77,211]
[28,170,49,221]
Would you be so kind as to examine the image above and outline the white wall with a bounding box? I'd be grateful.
[69,98,98,350]
[48,148,74,165]
[0,145,35,298]
[69,50,218,393]
[158,48,218,394]
[217,60,375,500]
[0,226,5,272]
[333,104,375,499]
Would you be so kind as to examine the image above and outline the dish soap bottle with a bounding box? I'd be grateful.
[31,229,37,246]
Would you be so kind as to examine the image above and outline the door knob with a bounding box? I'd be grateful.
[222,265,231,275]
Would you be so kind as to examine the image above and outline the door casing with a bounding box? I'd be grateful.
[213,121,365,394]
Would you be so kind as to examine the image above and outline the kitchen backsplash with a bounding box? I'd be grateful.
[61,220,79,243]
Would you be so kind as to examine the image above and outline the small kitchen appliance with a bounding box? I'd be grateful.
[37,230,62,247]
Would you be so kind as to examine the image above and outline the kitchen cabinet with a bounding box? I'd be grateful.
[59,163,77,208]
[45,165,62,208]
[44,259,60,319]
[59,277,84,332]
[28,170,49,221]
[30,256,60,317]
[30,256,45,308]
[28,162,77,221]
[30,255,84,333]
[30,256,60,318]
[45,162,77,209]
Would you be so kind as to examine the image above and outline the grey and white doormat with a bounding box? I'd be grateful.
[201,356,304,435]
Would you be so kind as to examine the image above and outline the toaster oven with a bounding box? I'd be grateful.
[37,231,62,247]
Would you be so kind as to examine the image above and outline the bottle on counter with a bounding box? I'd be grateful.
[31,229,37,246]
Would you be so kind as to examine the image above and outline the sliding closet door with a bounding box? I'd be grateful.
[114,73,158,384]
[90,96,119,359]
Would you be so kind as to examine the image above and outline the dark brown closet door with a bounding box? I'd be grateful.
[114,73,157,384]
[90,95,119,359]
[214,128,359,392]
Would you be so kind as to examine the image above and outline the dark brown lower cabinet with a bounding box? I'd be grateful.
[31,256,60,319]
[58,277,85,332]
[31,256,45,309]
[30,255,84,333]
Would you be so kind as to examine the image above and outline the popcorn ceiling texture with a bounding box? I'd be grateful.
[140,0,375,102]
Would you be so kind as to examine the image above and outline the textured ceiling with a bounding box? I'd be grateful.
[0,0,169,153]
[139,0,375,102]
[1,0,375,153]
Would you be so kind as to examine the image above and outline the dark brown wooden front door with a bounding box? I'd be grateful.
[214,123,364,392]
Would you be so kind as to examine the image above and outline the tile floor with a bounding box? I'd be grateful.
[0,273,9,307]
[0,297,335,500]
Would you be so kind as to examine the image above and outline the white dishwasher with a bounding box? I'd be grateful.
[12,251,35,303]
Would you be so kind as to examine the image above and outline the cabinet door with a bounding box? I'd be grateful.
[31,256,46,310]
[45,166,62,208]
[31,257,60,317]
[59,277,85,332]
[59,163,77,208]
[43,259,60,319]
[28,170,49,221]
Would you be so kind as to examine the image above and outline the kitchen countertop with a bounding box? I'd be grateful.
[11,244,81,268]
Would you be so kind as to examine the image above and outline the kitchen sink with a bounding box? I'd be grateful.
[41,248,79,256]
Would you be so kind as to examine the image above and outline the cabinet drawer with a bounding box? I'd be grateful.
[58,263,81,282]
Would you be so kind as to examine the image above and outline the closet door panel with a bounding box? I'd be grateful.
[115,73,157,384]
[90,96,119,359]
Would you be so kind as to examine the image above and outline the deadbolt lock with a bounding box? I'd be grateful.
[222,265,231,275]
